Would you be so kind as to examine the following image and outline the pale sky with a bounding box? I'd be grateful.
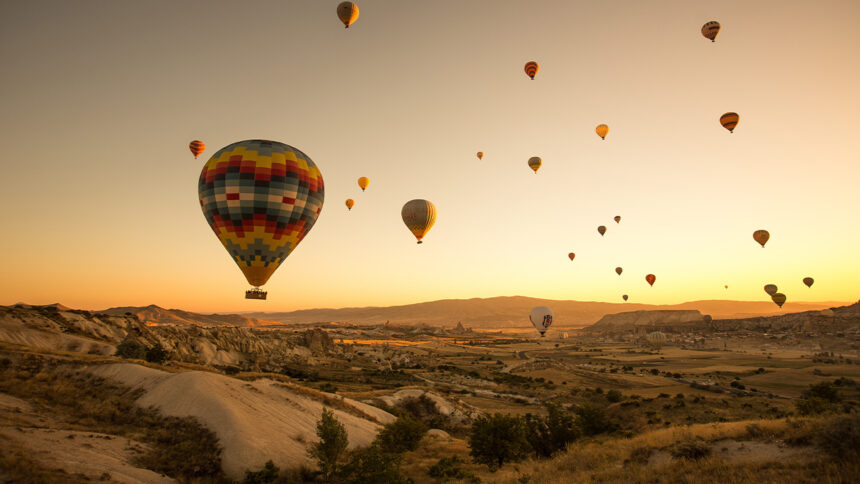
[1,0,858,312]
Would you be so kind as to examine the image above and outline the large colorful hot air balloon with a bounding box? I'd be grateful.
[568,253,575,261]
[401,199,436,244]
[771,293,786,308]
[189,140,205,159]
[646,274,656,286]
[720,112,739,133]
[701,21,721,42]
[614,215,621,224]
[524,61,539,80]
[528,156,542,173]
[529,306,553,337]
[595,124,609,140]
[345,199,354,211]
[803,277,814,288]
[622,294,629,302]
[764,284,778,296]
[753,229,770,247]
[476,151,484,160]
[357,177,369,191]
[615,267,623,276]
[597,225,606,236]
[337,1,359,28]
[198,140,324,299]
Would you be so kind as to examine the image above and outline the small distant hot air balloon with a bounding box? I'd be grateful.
[701,21,721,42]
[622,294,629,302]
[820,308,835,317]
[337,1,359,28]
[614,216,621,223]
[720,112,739,133]
[595,124,609,140]
[753,229,770,247]
[524,61,539,80]
[803,277,814,288]
[647,331,666,347]
[725,285,729,289]
[401,199,436,244]
[528,156,542,173]
[358,177,370,191]
[345,199,354,211]
[764,284,778,296]
[189,140,205,159]
[529,306,553,337]
[704,315,713,323]
[476,151,484,160]
[646,274,656,286]
[771,293,786,308]
[568,253,575,261]
[598,225,607,236]
[615,267,623,276]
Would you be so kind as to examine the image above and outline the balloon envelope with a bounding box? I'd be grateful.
[357,177,370,191]
[524,61,539,79]
[336,1,359,28]
[598,225,606,236]
[615,267,623,276]
[568,253,575,261]
[189,140,205,159]
[753,229,770,247]
[721,112,739,133]
[701,21,721,41]
[476,151,483,160]
[345,199,354,210]
[528,156,542,173]
[646,274,656,286]
[529,306,554,336]
[764,284,778,296]
[401,199,436,244]
[198,139,324,290]
[803,277,814,288]
[614,215,621,223]
[622,294,629,301]
[647,331,666,345]
[596,124,609,140]
[771,293,787,308]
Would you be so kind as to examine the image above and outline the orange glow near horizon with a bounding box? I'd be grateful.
[1,1,858,313]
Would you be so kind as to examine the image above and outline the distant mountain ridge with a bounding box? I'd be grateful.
[99,304,280,327]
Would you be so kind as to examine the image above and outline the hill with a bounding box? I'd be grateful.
[100,304,280,327]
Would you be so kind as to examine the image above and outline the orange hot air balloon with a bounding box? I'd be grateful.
[568,253,575,261]
[803,277,814,288]
[753,229,770,247]
[189,140,205,159]
[595,124,609,140]
[615,267,623,276]
[476,151,484,160]
[524,61,539,80]
[771,293,786,308]
[357,177,370,191]
[614,215,621,223]
[597,225,606,236]
[337,1,359,28]
[622,294,629,302]
[701,21,721,42]
[720,112,739,133]
[724,285,728,289]
[345,199,354,211]
[646,274,656,286]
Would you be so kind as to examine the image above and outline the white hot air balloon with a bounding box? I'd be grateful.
[529,306,554,337]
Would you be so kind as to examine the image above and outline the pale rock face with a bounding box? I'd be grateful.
[590,310,704,330]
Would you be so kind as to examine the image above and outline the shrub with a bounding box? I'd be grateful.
[308,408,349,481]
[115,338,146,359]
[244,460,280,483]
[574,403,619,436]
[427,456,480,483]
[469,413,531,470]
[670,440,712,460]
[814,414,860,460]
[524,403,579,458]
[145,343,168,364]
[802,382,841,403]
[375,414,427,453]
[337,445,409,484]
[606,389,623,403]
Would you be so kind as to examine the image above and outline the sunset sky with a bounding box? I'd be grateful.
[1,0,858,312]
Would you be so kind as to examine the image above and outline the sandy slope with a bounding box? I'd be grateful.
[0,311,114,355]
[90,364,394,479]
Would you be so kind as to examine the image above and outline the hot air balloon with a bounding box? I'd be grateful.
[198,140,324,300]
[771,293,786,308]
[704,315,713,323]
[524,61,539,80]
[528,156,542,173]
[615,267,623,276]
[614,216,621,223]
[401,199,436,244]
[598,225,606,236]
[701,21,721,42]
[336,1,359,28]
[568,253,575,261]
[529,306,553,337]
[820,308,835,317]
[646,274,656,286]
[595,124,609,140]
[803,277,814,288]
[647,331,666,347]
[189,140,205,159]
[357,177,369,192]
[725,285,728,289]
[764,284,778,296]
[753,229,770,247]
[720,112,739,133]
[345,199,354,211]
[476,151,484,160]
[622,294,629,302]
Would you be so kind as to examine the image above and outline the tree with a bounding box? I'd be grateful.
[468,413,531,470]
[243,460,280,483]
[115,338,146,359]
[145,343,169,364]
[375,414,427,453]
[573,403,618,436]
[336,445,410,484]
[308,408,349,482]
[524,403,579,458]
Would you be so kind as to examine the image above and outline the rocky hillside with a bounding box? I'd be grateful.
[586,310,705,332]
[100,304,281,327]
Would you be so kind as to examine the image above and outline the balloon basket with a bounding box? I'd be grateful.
[245,289,267,300]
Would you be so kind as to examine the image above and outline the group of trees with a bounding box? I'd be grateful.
[115,337,169,363]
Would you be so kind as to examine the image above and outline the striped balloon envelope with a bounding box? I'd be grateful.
[524,61,539,80]
[198,140,325,295]
[701,21,721,42]
[720,112,739,133]
[528,156,542,173]
[189,140,205,159]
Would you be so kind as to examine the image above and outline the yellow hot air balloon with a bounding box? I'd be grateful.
[753,229,770,247]
[336,1,359,28]
[720,112,739,133]
[528,156,542,173]
[701,21,721,42]
[647,331,666,347]
[598,225,606,236]
[595,124,609,140]
[402,199,436,244]
[771,293,786,308]
[345,199,354,211]
[357,177,370,192]
[476,151,484,160]
[524,61,539,80]
[764,284,778,296]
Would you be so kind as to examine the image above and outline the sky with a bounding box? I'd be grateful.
[1,0,858,312]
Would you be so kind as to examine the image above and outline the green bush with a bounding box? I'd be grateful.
[308,408,349,481]
[145,343,168,364]
[469,413,531,470]
[524,403,579,458]
[670,440,712,460]
[796,397,835,416]
[802,382,841,403]
[606,389,623,403]
[115,338,146,359]
[814,414,860,460]
[375,414,427,453]
[336,445,410,484]
[573,403,619,436]
[427,456,480,483]
[244,460,280,483]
